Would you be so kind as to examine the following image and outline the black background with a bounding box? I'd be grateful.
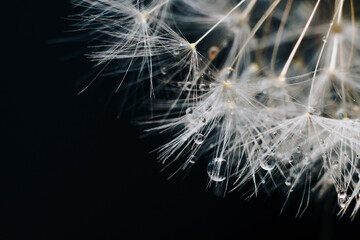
[3,0,360,239]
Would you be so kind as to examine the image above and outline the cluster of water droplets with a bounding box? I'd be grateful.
[185,105,210,129]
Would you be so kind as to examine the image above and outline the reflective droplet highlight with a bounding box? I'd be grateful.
[173,49,180,56]
[260,155,276,171]
[194,134,204,145]
[207,158,227,182]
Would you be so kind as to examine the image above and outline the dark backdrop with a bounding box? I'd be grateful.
[3,0,359,239]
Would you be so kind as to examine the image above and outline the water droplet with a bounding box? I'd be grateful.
[207,158,227,182]
[331,159,339,165]
[296,146,301,153]
[285,175,294,186]
[189,154,196,164]
[184,82,193,91]
[303,156,310,165]
[256,92,268,102]
[161,67,167,75]
[209,83,216,89]
[308,106,321,116]
[200,117,207,124]
[199,83,206,91]
[186,107,194,116]
[260,155,276,171]
[357,154,360,159]
[208,46,220,60]
[322,36,327,43]
[194,134,204,145]
[338,197,347,209]
[338,191,347,200]
[173,48,180,56]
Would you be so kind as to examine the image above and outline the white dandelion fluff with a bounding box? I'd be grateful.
[74,0,360,217]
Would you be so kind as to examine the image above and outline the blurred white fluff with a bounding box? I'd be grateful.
[75,0,360,217]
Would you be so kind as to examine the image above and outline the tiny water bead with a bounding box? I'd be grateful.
[338,191,347,200]
[186,107,194,116]
[207,158,227,182]
[189,155,196,164]
[173,48,180,56]
[185,106,207,124]
[208,46,220,60]
[199,83,206,91]
[285,175,295,186]
[260,155,276,171]
[338,192,348,209]
[161,66,167,75]
[200,117,207,124]
[331,158,339,166]
[194,72,205,81]
[184,82,193,91]
[296,146,302,153]
[194,133,204,145]
[322,36,327,43]
[308,106,321,116]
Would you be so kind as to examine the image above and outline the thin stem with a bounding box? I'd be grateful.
[329,0,344,72]
[279,0,321,80]
[341,76,348,119]
[242,0,258,18]
[329,34,339,72]
[271,0,293,72]
[347,0,356,68]
[230,0,281,69]
[147,0,170,14]
[307,0,344,108]
[192,0,246,47]
[336,0,344,23]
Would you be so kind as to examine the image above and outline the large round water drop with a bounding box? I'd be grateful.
[207,158,227,182]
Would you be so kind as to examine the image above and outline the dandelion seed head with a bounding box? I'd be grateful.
[74,0,360,217]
